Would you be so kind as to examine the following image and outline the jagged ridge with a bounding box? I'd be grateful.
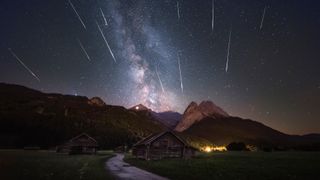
[175,100,229,132]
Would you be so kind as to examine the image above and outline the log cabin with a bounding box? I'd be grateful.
[56,133,98,154]
[132,131,196,160]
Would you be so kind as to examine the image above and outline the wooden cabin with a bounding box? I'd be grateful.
[56,133,98,154]
[132,131,196,160]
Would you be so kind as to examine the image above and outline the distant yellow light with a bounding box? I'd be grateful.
[212,146,227,151]
[202,146,226,152]
[135,106,139,110]
[204,146,212,152]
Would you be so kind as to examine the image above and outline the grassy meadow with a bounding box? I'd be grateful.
[0,150,115,180]
[125,151,320,180]
[1,150,320,180]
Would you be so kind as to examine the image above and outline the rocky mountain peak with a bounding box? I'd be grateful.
[175,100,229,132]
[88,97,106,107]
[198,100,229,117]
[184,101,198,113]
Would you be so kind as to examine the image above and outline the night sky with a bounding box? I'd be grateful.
[0,0,319,134]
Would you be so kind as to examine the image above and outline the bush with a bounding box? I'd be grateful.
[226,142,248,151]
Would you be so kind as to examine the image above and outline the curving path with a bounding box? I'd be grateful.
[106,153,168,180]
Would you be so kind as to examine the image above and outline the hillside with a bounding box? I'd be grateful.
[129,104,182,129]
[184,116,320,147]
[0,83,166,149]
[150,111,181,129]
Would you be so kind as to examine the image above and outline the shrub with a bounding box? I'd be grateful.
[226,142,248,151]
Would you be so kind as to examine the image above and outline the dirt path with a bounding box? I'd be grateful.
[106,153,168,180]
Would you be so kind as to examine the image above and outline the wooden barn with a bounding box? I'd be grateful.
[56,133,98,154]
[132,131,196,160]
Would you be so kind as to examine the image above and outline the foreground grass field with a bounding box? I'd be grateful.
[125,151,320,180]
[0,150,115,180]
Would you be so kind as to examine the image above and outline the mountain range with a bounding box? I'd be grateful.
[0,83,166,149]
[0,83,319,150]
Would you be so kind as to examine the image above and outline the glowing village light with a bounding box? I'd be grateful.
[202,146,227,152]
[204,146,212,152]
[135,106,139,110]
[212,146,227,151]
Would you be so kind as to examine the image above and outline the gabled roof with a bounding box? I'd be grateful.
[133,131,188,147]
[58,133,98,148]
[69,133,97,143]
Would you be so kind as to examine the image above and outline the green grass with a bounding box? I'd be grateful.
[0,150,115,180]
[125,151,320,180]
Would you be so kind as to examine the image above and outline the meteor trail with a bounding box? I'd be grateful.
[177,53,184,93]
[155,66,165,93]
[96,21,117,63]
[176,1,180,20]
[68,0,86,30]
[8,48,40,82]
[100,8,108,26]
[225,27,232,72]
[77,39,91,61]
[211,0,215,31]
[260,5,267,30]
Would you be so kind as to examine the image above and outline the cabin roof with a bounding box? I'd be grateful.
[133,131,189,147]
[63,133,98,147]
[69,133,97,143]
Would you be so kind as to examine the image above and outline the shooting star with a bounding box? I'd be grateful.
[177,53,184,93]
[211,0,215,31]
[260,5,267,30]
[155,66,165,93]
[176,1,180,20]
[8,48,40,82]
[96,21,117,63]
[77,39,91,61]
[99,8,108,26]
[225,27,232,72]
[68,0,86,30]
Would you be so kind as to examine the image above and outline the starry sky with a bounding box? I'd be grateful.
[0,0,319,135]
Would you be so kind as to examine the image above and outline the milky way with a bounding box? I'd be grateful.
[104,0,179,111]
